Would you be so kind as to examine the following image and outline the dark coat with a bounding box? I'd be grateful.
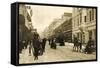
[32,33,40,56]
[73,37,78,46]
[51,38,57,49]
[87,39,94,48]
[42,38,46,46]
[85,39,94,54]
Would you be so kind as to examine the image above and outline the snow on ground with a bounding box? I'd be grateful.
[19,42,96,64]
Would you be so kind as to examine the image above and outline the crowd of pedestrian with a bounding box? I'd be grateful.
[73,35,95,54]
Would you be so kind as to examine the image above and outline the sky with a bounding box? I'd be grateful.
[30,5,72,34]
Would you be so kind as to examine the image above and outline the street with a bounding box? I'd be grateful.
[19,42,96,64]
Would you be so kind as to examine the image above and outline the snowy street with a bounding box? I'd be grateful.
[19,42,96,64]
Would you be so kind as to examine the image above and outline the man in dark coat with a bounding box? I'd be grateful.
[32,30,40,60]
[42,38,47,52]
[73,36,79,51]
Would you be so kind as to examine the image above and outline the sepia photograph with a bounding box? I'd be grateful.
[18,3,97,64]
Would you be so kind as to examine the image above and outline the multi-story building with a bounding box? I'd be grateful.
[19,4,33,41]
[54,18,72,42]
[86,8,96,44]
[72,8,96,44]
[42,18,63,38]
[19,4,33,30]
[43,12,72,43]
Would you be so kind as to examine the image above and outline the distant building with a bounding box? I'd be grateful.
[72,8,96,44]
[43,12,72,41]
[42,18,63,38]
[54,18,72,42]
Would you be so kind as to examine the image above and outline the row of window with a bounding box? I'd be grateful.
[83,9,96,23]
[73,8,96,27]
[88,9,96,22]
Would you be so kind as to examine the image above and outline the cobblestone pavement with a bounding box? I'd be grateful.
[19,42,96,64]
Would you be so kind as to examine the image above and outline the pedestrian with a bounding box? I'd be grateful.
[38,38,43,56]
[33,38,40,60]
[29,40,32,56]
[53,38,57,49]
[73,36,79,52]
[78,39,82,52]
[32,29,40,60]
[84,37,94,54]
[41,38,47,52]
[51,38,57,49]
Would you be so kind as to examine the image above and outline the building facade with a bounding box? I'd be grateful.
[43,13,72,40]
[19,4,33,41]
[19,4,33,30]
[42,12,72,43]
[72,8,96,45]
[54,18,72,42]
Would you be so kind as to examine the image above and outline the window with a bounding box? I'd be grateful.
[84,16,86,22]
[94,9,96,20]
[89,11,92,22]
[92,9,94,20]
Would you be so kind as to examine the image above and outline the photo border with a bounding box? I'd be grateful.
[13,2,98,66]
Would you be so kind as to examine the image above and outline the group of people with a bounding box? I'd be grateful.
[29,30,47,60]
[73,36,95,54]
[19,29,47,60]
[48,35,65,49]
[73,36,82,52]
[48,38,57,49]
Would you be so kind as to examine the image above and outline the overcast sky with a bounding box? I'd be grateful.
[30,5,72,34]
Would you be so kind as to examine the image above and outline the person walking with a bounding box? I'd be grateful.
[78,39,82,52]
[73,36,79,52]
[51,38,57,49]
[41,38,47,52]
[32,29,40,60]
